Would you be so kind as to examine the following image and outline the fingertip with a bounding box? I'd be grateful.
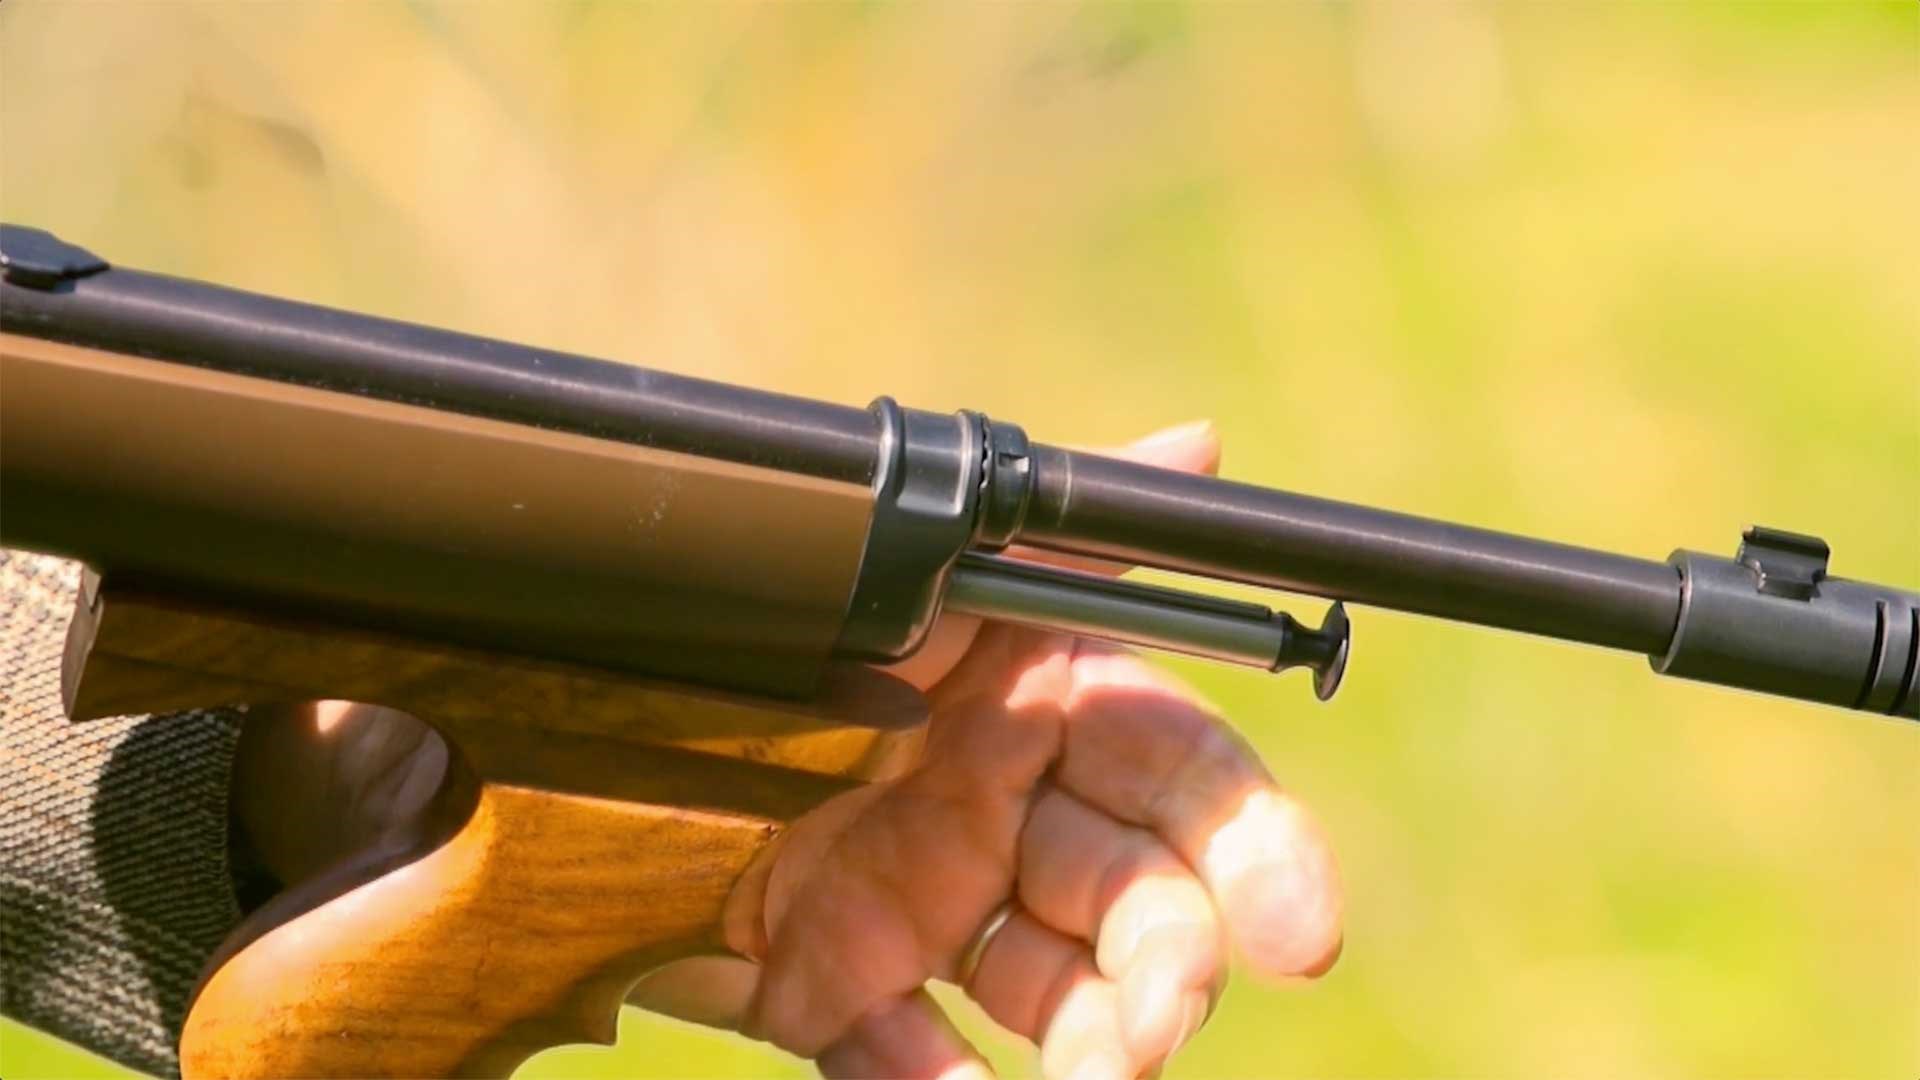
[1117,964,1212,1066]
[1227,869,1342,980]
[1239,920,1343,987]
[627,956,759,1029]
[1119,420,1222,476]
[1300,932,1344,979]
[1038,979,1129,1080]
[1204,790,1345,980]
[826,993,991,1080]
[1116,961,1176,1060]
[1060,1052,1132,1080]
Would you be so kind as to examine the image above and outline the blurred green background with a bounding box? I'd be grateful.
[2,2,1915,1077]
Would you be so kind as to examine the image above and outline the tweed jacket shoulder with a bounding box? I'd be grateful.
[0,549,245,1077]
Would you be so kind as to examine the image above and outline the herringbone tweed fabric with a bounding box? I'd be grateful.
[0,550,244,1078]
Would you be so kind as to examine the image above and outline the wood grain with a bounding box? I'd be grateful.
[61,576,926,1077]
[182,786,771,1077]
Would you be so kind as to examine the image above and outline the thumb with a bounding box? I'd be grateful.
[1099,418,1222,477]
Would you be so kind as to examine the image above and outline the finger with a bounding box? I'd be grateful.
[1096,419,1222,476]
[1122,931,1215,1072]
[740,782,893,959]
[232,701,448,885]
[1017,787,1222,1063]
[319,703,447,829]
[626,956,759,1029]
[884,612,984,692]
[746,640,1076,1056]
[1057,646,1344,980]
[818,989,993,1080]
[965,910,1133,1080]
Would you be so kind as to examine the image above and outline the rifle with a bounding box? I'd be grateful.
[1,223,1913,1076]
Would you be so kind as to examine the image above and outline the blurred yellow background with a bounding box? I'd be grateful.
[2,2,1915,1077]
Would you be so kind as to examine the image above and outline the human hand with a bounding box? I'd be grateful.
[633,421,1345,1079]
[229,421,1343,1080]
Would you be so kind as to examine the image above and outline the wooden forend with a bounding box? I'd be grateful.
[62,574,926,1078]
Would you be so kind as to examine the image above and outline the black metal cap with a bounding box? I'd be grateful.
[1273,601,1350,701]
[1312,602,1350,701]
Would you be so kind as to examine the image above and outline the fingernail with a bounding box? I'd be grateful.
[1170,989,1208,1055]
[1064,1050,1130,1080]
[1098,904,1151,976]
[1106,917,1213,988]
[1123,967,1179,1053]
[1134,419,1215,448]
